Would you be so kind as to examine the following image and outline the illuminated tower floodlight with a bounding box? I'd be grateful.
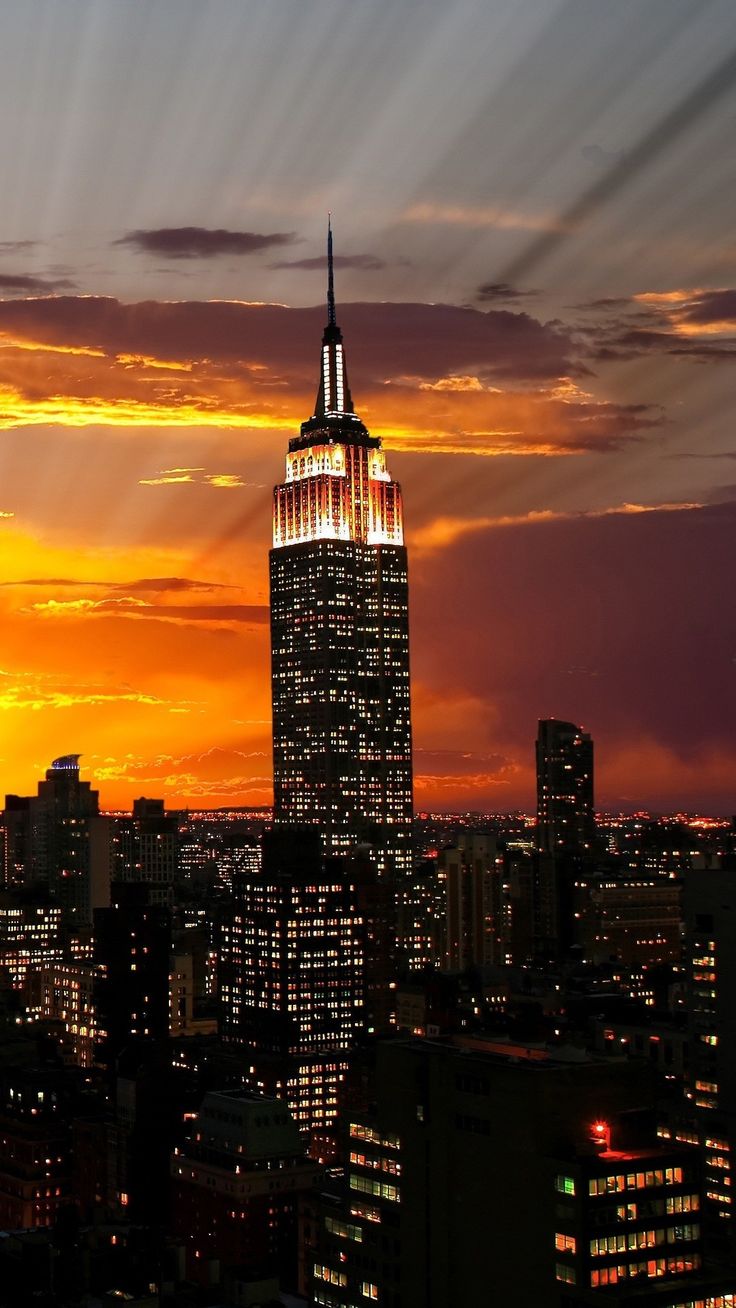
[269,221,413,876]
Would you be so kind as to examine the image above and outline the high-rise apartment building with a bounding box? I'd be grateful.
[269,223,412,877]
[440,833,505,971]
[537,720,595,858]
[666,864,736,1248]
[110,798,179,907]
[219,829,364,1157]
[93,884,171,1071]
[535,721,595,958]
[0,893,62,995]
[3,756,110,927]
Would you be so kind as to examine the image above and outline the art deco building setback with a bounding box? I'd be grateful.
[171,1088,321,1292]
[270,223,412,878]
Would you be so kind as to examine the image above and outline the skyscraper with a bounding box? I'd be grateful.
[3,755,110,927]
[536,719,595,858]
[534,720,595,959]
[269,223,412,877]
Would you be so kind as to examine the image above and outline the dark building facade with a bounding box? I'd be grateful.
[93,884,171,1072]
[171,1089,320,1290]
[537,720,595,859]
[269,224,412,878]
[3,755,109,927]
[310,1038,735,1308]
[535,720,596,958]
[663,865,736,1250]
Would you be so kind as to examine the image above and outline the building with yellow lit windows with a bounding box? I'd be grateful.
[658,866,736,1253]
[218,829,364,1160]
[269,222,412,879]
[308,1037,736,1308]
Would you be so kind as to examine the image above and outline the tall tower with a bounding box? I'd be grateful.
[535,720,595,959]
[536,719,595,858]
[270,221,413,877]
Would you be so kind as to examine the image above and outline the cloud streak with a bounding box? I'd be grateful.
[116,227,296,259]
[26,596,270,626]
[270,253,385,271]
[0,271,76,293]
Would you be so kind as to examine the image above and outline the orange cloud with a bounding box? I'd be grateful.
[410,501,703,553]
[401,202,567,232]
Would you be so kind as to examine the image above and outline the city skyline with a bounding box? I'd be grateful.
[0,1,735,813]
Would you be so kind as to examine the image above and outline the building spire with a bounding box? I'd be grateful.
[327,214,336,328]
[311,216,355,420]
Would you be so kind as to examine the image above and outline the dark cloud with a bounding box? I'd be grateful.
[2,576,231,592]
[669,343,736,361]
[133,603,268,624]
[115,227,296,259]
[586,287,736,362]
[0,271,76,294]
[411,499,736,809]
[573,296,631,311]
[670,450,736,462]
[269,253,385,272]
[0,293,580,383]
[0,241,39,253]
[120,577,232,593]
[30,597,269,625]
[676,289,736,326]
[476,282,539,303]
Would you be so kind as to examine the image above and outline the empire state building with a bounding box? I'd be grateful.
[269,224,413,877]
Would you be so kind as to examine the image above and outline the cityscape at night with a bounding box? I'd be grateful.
[1,2,735,1306]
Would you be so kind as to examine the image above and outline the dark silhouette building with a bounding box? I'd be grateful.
[668,863,736,1250]
[269,223,412,878]
[537,720,595,859]
[93,883,171,1072]
[3,755,109,927]
[171,1089,320,1290]
[310,1037,735,1308]
[535,720,595,958]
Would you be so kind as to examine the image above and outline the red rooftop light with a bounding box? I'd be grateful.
[591,1120,611,1149]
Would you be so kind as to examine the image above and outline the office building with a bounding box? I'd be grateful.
[440,833,504,970]
[93,884,171,1071]
[27,957,96,1067]
[661,865,736,1248]
[171,1089,321,1290]
[269,222,412,877]
[219,829,364,1157]
[311,1037,734,1308]
[537,720,595,858]
[111,797,179,908]
[535,721,595,957]
[0,1067,73,1230]
[0,893,62,995]
[3,756,109,927]
[1,796,32,888]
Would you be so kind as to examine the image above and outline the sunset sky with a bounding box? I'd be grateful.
[0,0,734,813]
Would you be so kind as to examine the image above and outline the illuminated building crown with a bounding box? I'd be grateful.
[272,221,404,550]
